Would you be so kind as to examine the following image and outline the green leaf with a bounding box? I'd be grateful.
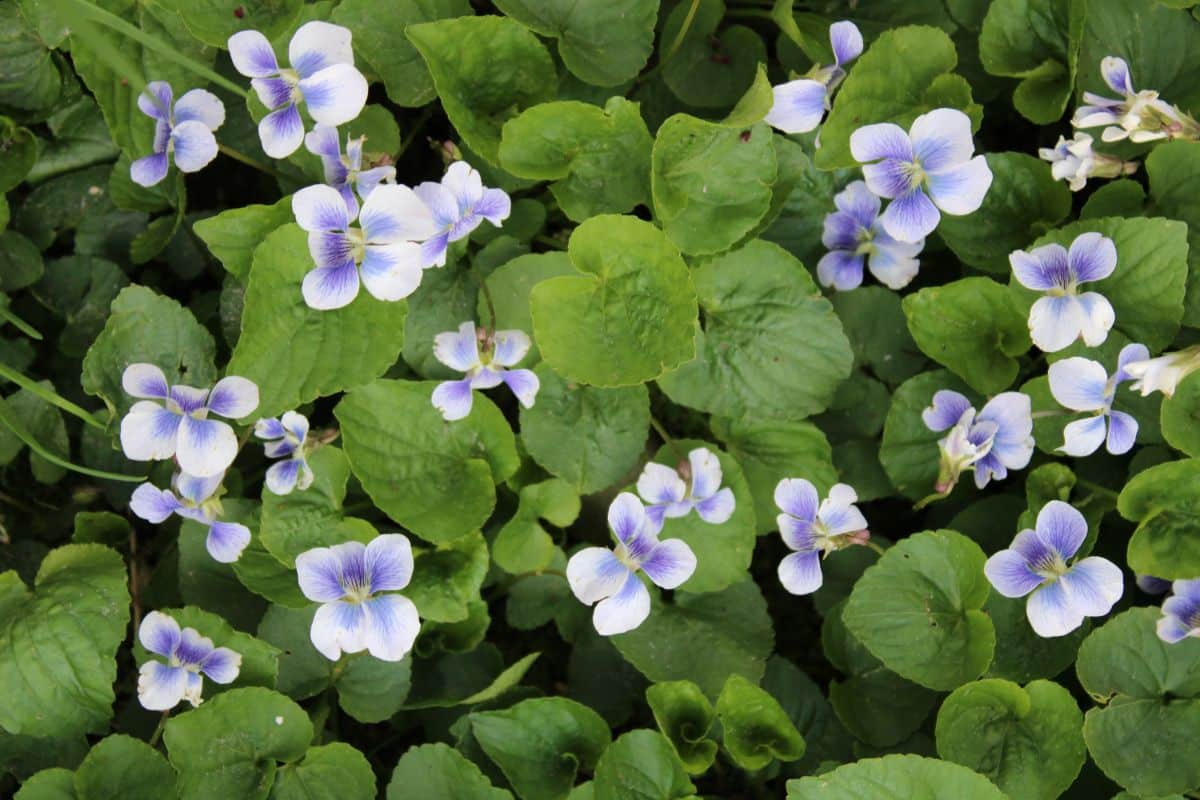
[164,687,312,800]
[843,530,995,691]
[715,674,806,771]
[1117,458,1200,580]
[71,511,130,547]
[0,4,61,111]
[193,197,293,282]
[1015,217,1189,352]
[651,117,776,255]
[786,754,1008,799]
[386,743,513,800]
[979,0,1078,123]
[403,257,480,378]
[0,231,43,293]
[644,439,757,593]
[985,592,1087,683]
[494,478,580,574]
[937,153,1072,274]
[228,224,408,419]
[660,0,765,109]
[935,679,1086,799]
[330,0,471,107]
[31,254,129,359]
[830,287,927,386]
[270,743,376,800]
[494,0,657,87]
[879,370,974,500]
[530,214,697,386]
[613,580,774,697]
[161,0,301,47]
[0,545,129,738]
[658,239,853,419]
[902,277,1030,395]
[1162,373,1200,457]
[1076,607,1200,797]
[407,15,556,164]
[132,605,280,694]
[336,379,518,544]
[816,26,979,170]
[73,735,177,800]
[0,118,37,192]
[592,730,696,800]
[260,447,351,566]
[479,253,575,364]
[499,98,653,222]
[470,697,611,800]
[81,285,217,417]
[406,530,490,623]
[1145,141,1200,327]
[403,650,540,709]
[645,681,718,775]
[13,768,77,799]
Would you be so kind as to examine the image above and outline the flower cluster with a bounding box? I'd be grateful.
[131,81,225,187]
[817,181,924,291]
[1048,344,1147,456]
[131,470,251,563]
[255,411,314,495]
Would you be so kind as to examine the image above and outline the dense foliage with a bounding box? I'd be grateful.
[3,0,1200,798]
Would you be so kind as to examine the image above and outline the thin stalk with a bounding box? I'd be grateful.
[398,106,435,159]
[1077,478,1120,503]
[0,362,106,429]
[649,415,685,460]
[864,540,887,556]
[218,143,286,180]
[0,396,145,482]
[148,710,170,747]
[661,0,702,68]
[0,306,43,340]
[477,269,498,332]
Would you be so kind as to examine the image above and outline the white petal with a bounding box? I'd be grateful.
[288,20,355,76]
[1029,295,1085,353]
[360,242,424,302]
[310,600,368,661]
[1026,581,1086,638]
[176,416,239,478]
[360,184,440,243]
[925,156,993,216]
[1075,292,1115,347]
[592,572,651,636]
[138,662,188,711]
[120,401,181,461]
[567,547,630,604]
[299,64,368,127]
[139,611,182,657]
[637,463,686,506]
[1059,416,1107,457]
[362,594,420,661]
[123,363,170,399]
[293,184,351,232]
[173,89,226,130]
[1047,357,1109,411]
[206,376,259,419]
[227,30,279,78]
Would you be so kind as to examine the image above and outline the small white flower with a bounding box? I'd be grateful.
[137,611,241,710]
[635,447,735,529]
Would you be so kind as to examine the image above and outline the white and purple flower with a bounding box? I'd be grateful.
[130,81,225,187]
[566,493,697,636]
[254,411,313,495]
[774,479,868,595]
[923,389,1034,492]
[985,500,1123,638]
[304,124,396,216]
[431,321,539,421]
[1011,232,1116,353]
[764,20,862,134]
[1123,345,1200,398]
[130,470,252,563]
[1073,56,1180,143]
[635,447,735,530]
[1037,132,1136,192]
[119,364,259,478]
[137,611,241,710]
[817,180,924,291]
[292,182,437,310]
[296,534,421,662]
[228,21,368,158]
[1048,343,1148,457]
[850,108,993,243]
[1157,579,1200,643]
[414,161,511,268]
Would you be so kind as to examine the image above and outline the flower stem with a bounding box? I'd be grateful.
[913,489,950,511]
[477,267,498,332]
[648,415,685,461]
[0,305,42,340]
[661,0,703,69]
[148,710,170,747]
[864,540,888,556]
[217,143,285,180]
[398,106,435,160]
[0,362,107,429]
[1077,478,1120,503]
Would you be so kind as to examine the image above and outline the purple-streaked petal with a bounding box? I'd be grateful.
[1029,295,1085,353]
[293,184,351,233]
[1137,575,1172,595]
[123,363,170,400]
[302,259,360,310]
[296,546,347,602]
[414,182,459,230]
[821,210,864,251]
[288,20,355,77]
[362,594,420,661]
[641,538,697,589]
[251,76,292,111]
[1048,357,1109,411]
[695,488,735,524]
[308,230,354,270]
[867,236,922,289]
[778,550,823,595]
[911,108,975,173]
[983,393,1032,469]
[972,451,1008,489]
[1061,556,1123,616]
[360,184,439,243]
[266,459,301,495]
[173,89,225,130]
[138,661,188,711]
[922,389,973,432]
[834,180,880,229]
[299,64,367,126]
[305,123,341,160]
[139,611,182,658]
[170,385,209,414]
[1158,614,1195,644]
[817,250,865,291]
[120,401,181,461]
[861,159,913,199]
[1008,528,1052,568]
[174,471,222,506]
[280,410,308,443]
[441,161,484,209]
[644,503,667,532]
[130,483,181,523]
[1075,292,1115,347]
[1100,56,1134,95]
[365,533,413,593]
[592,571,651,636]
[255,417,286,440]
[264,438,296,459]
[764,79,827,134]
[778,514,817,553]
[228,29,279,77]
[1068,232,1117,284]
[925,155,992,216]
[360,242,424,302]
[638,463,687,507]
[1036,500,1087,561]
[258,103,304,158]
[206,376,259,419]
[176,416,238,478]
[492,330,531,367]
[819,485,867,535]
[310,599,367,661]
[175,627,215,668]
[468,365,505,392]
[345,135,364,170]
[473,188,511,226]
[1026,579,1085,637]
[502,369,540,409]
[433,321,481,372]
[829,20,863,65]
[355,166,395,203]
[206,521,250,563]
[130,152,169,187]
[431,378,475,421]
[567,546,630,604]
[609,492,649,547]
[850,122,913,162]
[200,647,241,684]
[1010,244,1069,291]
[138,81,173,120]
[1060,416,1107,458]
[774,478,818,521]
[985,548,1043,598]
[1115,343,1151,383]
[880,189,940,243]
[420,234,451,269]
[1168,579,1200,608]
[687,448,723,500]
[1105,409,1138,455]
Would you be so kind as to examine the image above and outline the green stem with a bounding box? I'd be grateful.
[648,415,684,460]
[725,7,774,20]
[0,306,42,340]
[477,267,498,332]
[864,540,887,556]
[398,106,435,159]
[1031,409,1066,420]
[0,396,145,482]
[0,362,106,430]
[913,489,950,511]
[218,143,285,180]
[533,234,566,251]
[61,0,249,98]
[148,710,170,747]
[661,0,702,69]
[1077,478,1120,502]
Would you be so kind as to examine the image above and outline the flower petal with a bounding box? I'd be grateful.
[1028,295,1085,353]
[431,378,475,421]
[641,538,697,589]
[1115,343,1151,383]
[139,611,182,658]
[834,180,881,229]
[922,389,973,432]
[764,80,828,134]
[1060,556,1124,617]
[310,600,368,661]
[778,514,817,553]
[910,108,975,173]
[120,401,181,461]
[265,459,301,495]
[130,483,181,523]
[608,492,650,547]
[1036,500,1088,561]
[925,155,992,216]
[985,548,1043,598]
[433,321,481,372]
[1075,292,1115,347]
[362,594,420,661]
[258,103,305,158]
[817,250,865,291]
[1100,55,1134,95]
[207,376,259,419]
[829,20,863,65]
[492,330,531,367]
[355,166,396,203]
[360,242,424,302]
[774,477,818,521]
[302,258,360,310]
[360,184,439,243]
[1059,415,1107,457]
[288,20,355,77]
[850,122,913,162]
[442,161,484,208]
[695,487,735,524]
[206,521,251,563]
[228,29,279,77]
[502,369,540,409]
[1068,232,1117,283]
[123,363,170,400]
[1010,244,1069,291]
[130,153,169,187]
[250,76,292,111]
[296,546,347,602]
[867,236,922,289]
[293,184,351,233]
[138,661,188,711]
[1026,580,1086,637]
[173,89,225,130]
[1158,613,1195,644]
[879,189,940,243]
[861,159,912,199]
[176,416,238,478]
[567,546,630,604]
[778,550,823,595]
[174,470,222,506]
[1048,357,1109,412]
[200,647,241,684]
[687,448,723,500]
[638,463,687,506]
[474,188,511,226]
[304,122,341,159]
[1106,409,1138,455]
[138,81,173,120]
[299,64,368,126]
[592,572,651,636]
[822,210,864,252]
[365,533,413,593]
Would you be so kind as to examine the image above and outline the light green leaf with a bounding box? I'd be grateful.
[270,743,375,800]
[386,743,513,800]
[1117,458,1200,580]
[480,253,576,364]
[830,287,927,386]
[660,0,765,108]
[715,674,806,771]
[193,197,293,282]
[0,3,61,111]
[73,735,176,800]
[260,447,351,566]
[1162,373,1200,457]
[645,681,718,774]
[979,0,1078,123]
[1145,141,1200,327]
[786,754,1008,799]
[406,530,490,623]
[494,478,580,574]
[154,0,301,48]
[593,730,696,800]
